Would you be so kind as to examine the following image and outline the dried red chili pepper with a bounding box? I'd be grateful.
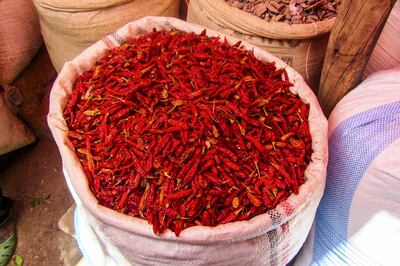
[64,29,312,237]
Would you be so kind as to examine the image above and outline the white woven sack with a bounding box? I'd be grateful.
[364,1,400,78]
[48,17,328,266]
[295,67,400,266]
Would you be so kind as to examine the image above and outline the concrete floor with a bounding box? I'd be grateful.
[0,47,81,266]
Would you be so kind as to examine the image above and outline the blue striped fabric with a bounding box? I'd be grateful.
[312,101,400,265]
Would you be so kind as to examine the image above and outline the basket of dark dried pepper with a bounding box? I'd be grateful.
[48,17,328,265]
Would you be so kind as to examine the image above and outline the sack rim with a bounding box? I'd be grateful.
[198,0,335,40]
[33,0,134,12]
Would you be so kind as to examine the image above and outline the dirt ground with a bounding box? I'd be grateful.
[0,47,81,266]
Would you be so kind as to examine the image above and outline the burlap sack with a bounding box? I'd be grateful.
[48,17,328,266]
[34,0,133,11]
[0,0,42,84]
[0,89,35,155]
[34,0,179,72]
[187,0,335,93]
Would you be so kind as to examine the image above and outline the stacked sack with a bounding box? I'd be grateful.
[0,0,42,84]
[33,0,180,71]
[0,86,35,155]
[0,0,40,155]
[295,67,400,265]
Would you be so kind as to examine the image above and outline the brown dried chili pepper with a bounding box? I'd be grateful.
[228,0,336,25]
[64,29,312,237]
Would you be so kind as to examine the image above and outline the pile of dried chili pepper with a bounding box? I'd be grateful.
[64,29,312,236]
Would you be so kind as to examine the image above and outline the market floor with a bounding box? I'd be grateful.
[0,47,81,266]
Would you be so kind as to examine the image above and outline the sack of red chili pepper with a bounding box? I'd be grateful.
[48,17,328,265]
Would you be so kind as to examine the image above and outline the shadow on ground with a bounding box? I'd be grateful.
[0,46,80,266]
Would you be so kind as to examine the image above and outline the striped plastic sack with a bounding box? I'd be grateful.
[295,67,400,266]
[48,17,328,266]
